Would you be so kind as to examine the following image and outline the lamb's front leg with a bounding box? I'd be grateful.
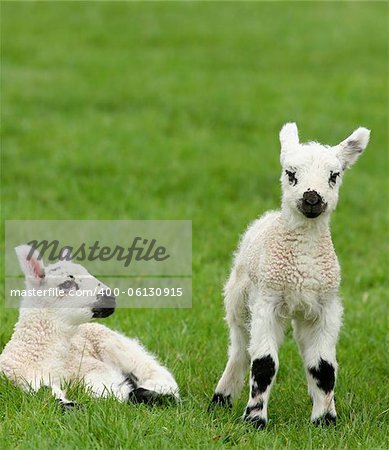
[244,297,285,429]
[293,296,342,425]
[27,378,78,409]
[51,384,79,409]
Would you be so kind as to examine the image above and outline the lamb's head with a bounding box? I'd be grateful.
[279,123,370,223]
[15,245,116,325]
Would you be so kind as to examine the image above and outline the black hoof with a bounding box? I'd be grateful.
[128,387,172,406]
[244,415,267,429]
[208,393,232,410]
[58,400,81,410]
[313,413,337,426]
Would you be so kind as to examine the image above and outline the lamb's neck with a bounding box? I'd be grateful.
[280,210,331,238]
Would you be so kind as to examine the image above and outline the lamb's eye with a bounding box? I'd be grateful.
[68,275,74,279]
[285,170,297,186]
[329,171,340,187]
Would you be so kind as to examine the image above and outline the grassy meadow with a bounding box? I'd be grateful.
[1,2,388,449]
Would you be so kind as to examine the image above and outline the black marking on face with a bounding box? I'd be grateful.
[244,414,267,429]
[308,358,335,394]
[312,412,336,426]
[285,170,297,186]
[251,355,276,394]
[209,393,232,409]
[58,279,79,292]
[245,401,264,416]
[329,171,340,187]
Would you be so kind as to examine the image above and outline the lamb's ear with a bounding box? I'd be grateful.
[280,123,299,161]
[15,245,45,284]
[335,127,370,170]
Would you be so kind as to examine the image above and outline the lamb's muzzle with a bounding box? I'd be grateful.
[92,293,116,318]
[298,190,327,218]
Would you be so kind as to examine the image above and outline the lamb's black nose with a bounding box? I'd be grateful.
[303,190,321,206]
[93,291,116,318]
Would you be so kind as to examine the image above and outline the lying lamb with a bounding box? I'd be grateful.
[210,123,370,428]
[0,245,179,407]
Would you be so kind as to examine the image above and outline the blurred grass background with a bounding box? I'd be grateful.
[1,2,388,449]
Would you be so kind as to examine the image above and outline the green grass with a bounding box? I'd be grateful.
[1,2,388,449]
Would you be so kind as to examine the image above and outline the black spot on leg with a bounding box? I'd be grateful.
[125,374,177,406]
[308,358,335,394]
[245,401,264,416]
[128,387,176,406]
[251,355,276,394]
[123,372,138,390]
[129,387,159,404]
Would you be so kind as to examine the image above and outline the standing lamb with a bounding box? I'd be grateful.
[210,123,370,428]
[0,245,179,407]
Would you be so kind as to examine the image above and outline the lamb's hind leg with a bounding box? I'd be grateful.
[244,295,285,429]
[81,324,179,402]
[122,339,180,403]
[82,361,135,401]
[210,272,250,407]
[293,296,342,425]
